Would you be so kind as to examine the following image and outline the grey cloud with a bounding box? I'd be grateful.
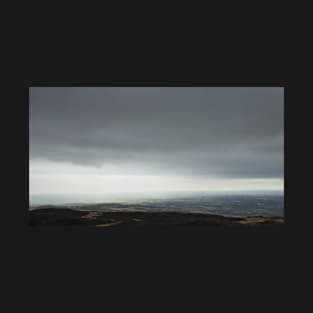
[29,87,284,178]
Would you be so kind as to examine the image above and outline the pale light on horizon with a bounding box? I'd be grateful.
[29,160,283,196]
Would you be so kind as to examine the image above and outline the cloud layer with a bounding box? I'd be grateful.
[29,87,284,179]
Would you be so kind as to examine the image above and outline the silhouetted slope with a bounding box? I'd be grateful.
[29,208,284,227]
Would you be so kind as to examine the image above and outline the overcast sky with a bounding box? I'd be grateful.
[29,87,284,196]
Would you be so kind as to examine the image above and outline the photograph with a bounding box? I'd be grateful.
[29,87,284,227]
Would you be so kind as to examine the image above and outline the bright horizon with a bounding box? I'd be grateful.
[29,160,283,197]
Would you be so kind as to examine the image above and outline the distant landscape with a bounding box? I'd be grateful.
[29,193,284,227]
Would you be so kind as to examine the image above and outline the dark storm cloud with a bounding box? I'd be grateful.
[29,87,284,178]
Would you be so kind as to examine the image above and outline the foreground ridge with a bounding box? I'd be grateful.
[29,208,284,227]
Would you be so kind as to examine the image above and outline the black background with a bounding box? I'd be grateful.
[3,10,308,311]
